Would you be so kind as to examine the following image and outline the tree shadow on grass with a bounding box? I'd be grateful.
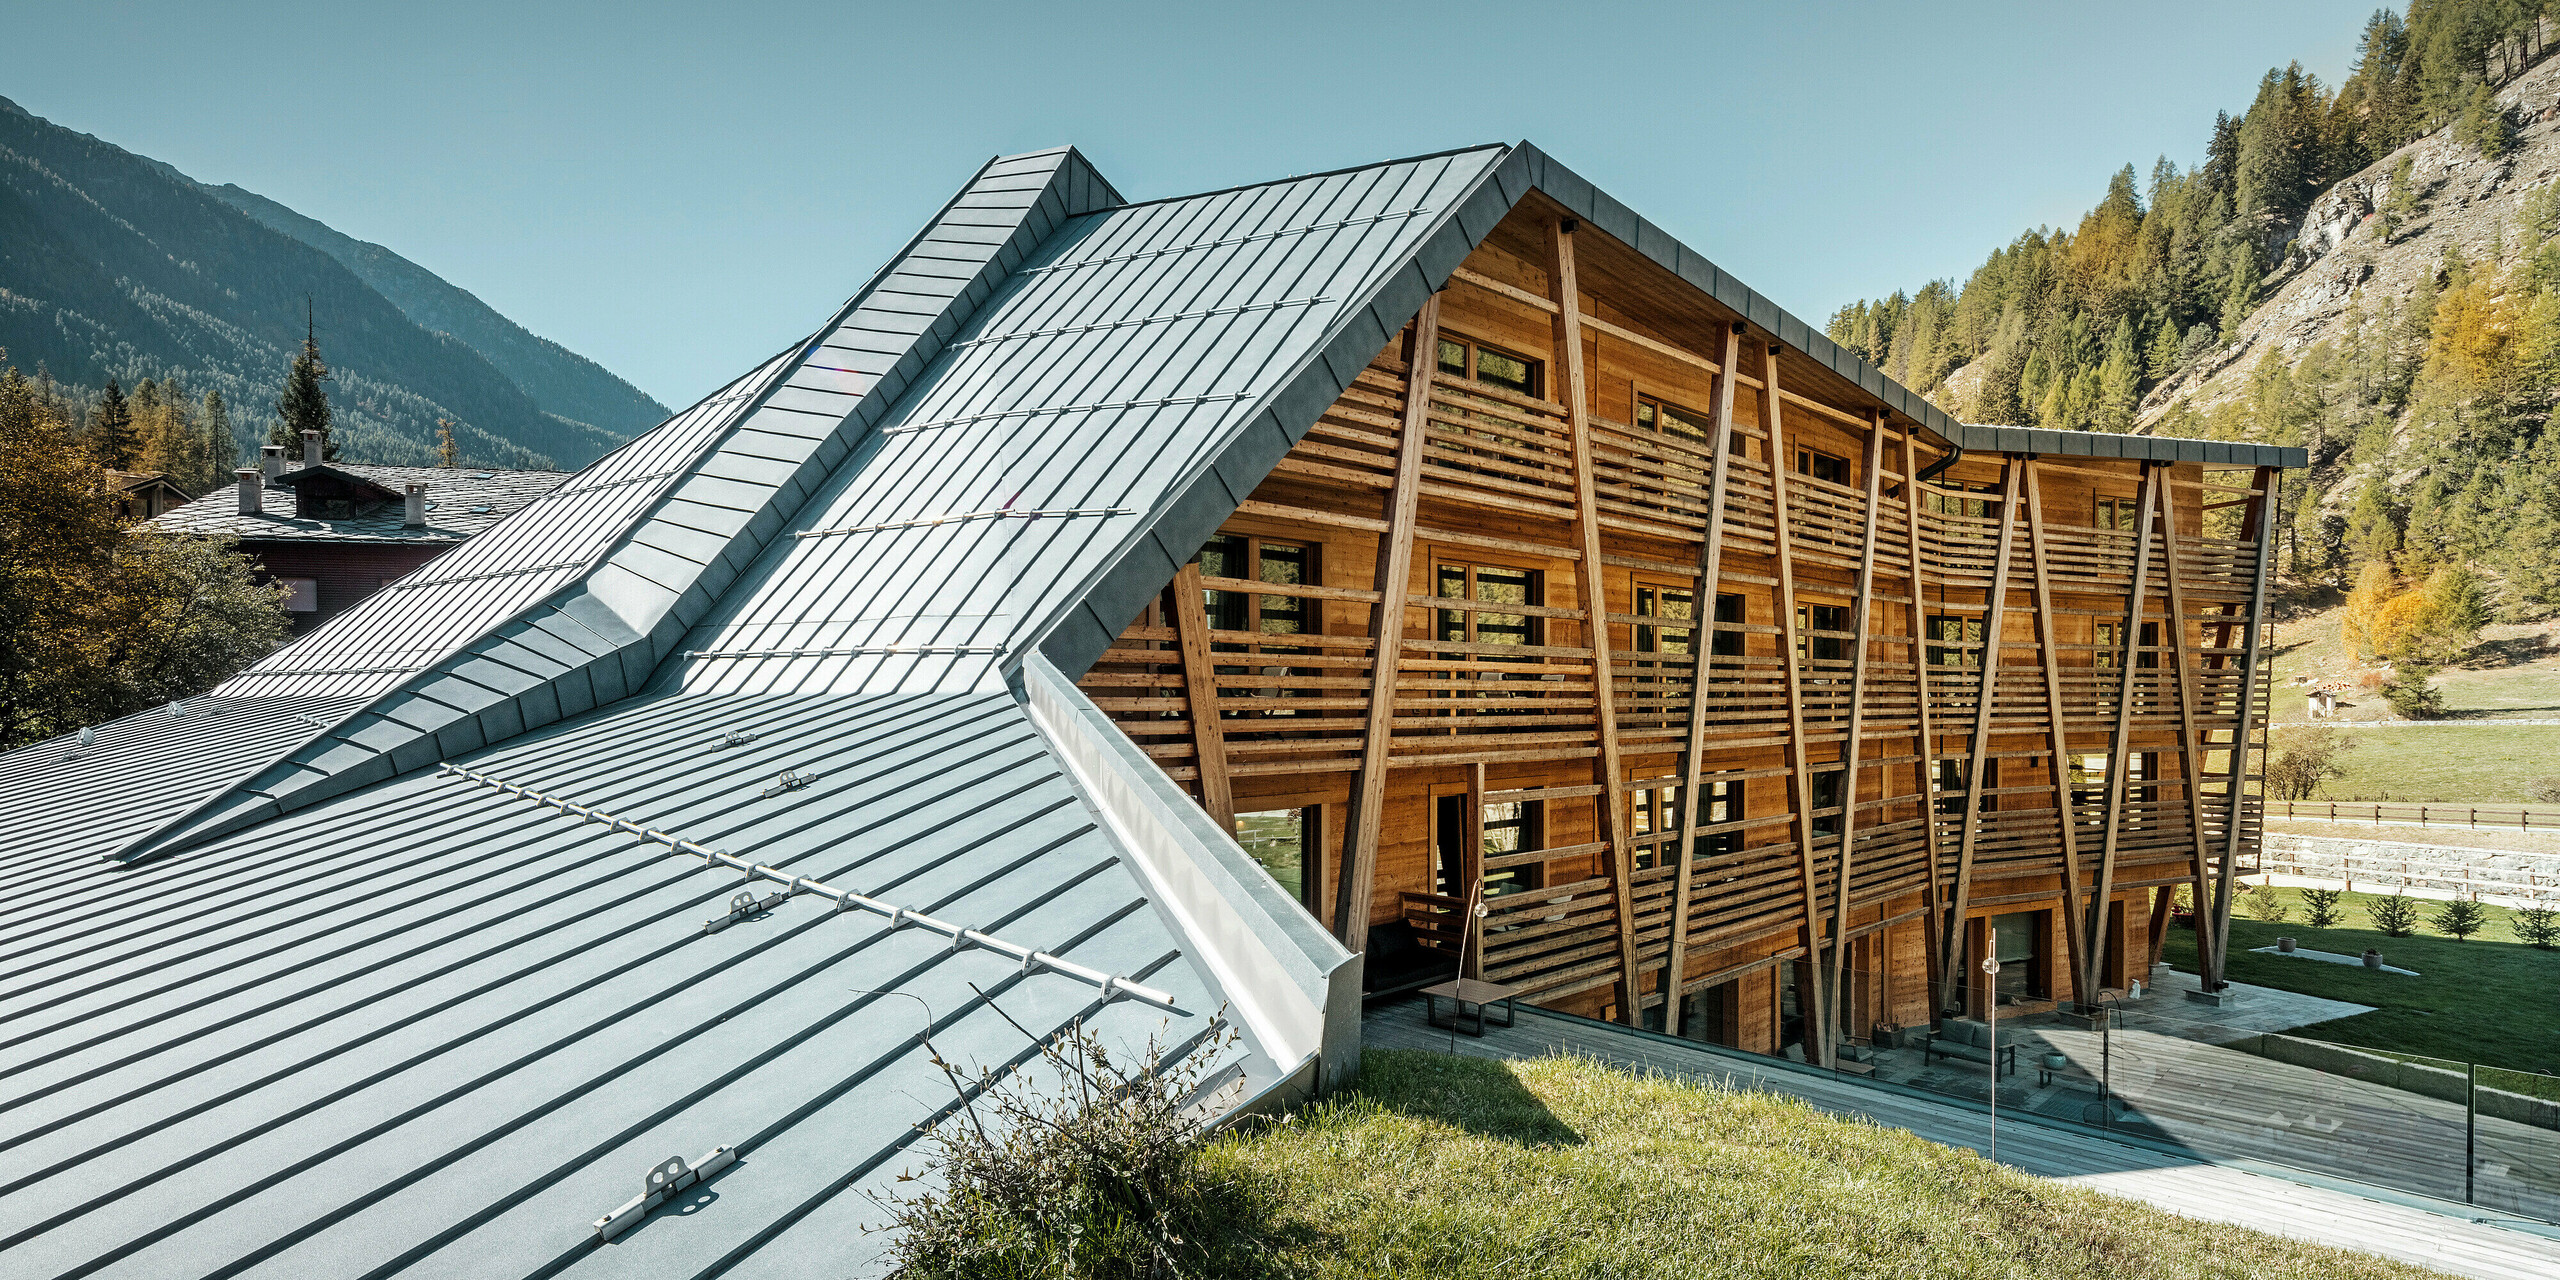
[1352,1048,1586,1147]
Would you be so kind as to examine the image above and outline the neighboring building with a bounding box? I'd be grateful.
[104,469,191,521]
[0,142,2297,1276]
[148,436,568,630]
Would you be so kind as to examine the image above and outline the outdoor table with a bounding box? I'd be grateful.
[1421,977,1519,1036]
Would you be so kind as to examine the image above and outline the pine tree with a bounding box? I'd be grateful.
[200,390,235,478]
[2454,81,2515,159]
[2146,316,2184,380]
[2097,314,2143,432]
[2219,248,2264,339]
[2429,896,2488,941]
[270,314,336,461]
[436,419,459,468]
[86,378,135,470]
[2378,155,2418,242]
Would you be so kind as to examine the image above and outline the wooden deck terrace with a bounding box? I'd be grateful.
[1078,191,2284,1069]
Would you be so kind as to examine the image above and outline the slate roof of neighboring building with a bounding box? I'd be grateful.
[0,138,2306,1278]
[150,463,573,543]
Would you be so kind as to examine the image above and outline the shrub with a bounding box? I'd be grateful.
[2381,666,2446,718]
[2299,886,2343,927]
[875,1013,1275,1280]
[2430,897,2490,941]
[2265,726,2356,800]
[2517,904,2560,949]
[2530,777,2560,805]
[2241,885,2290,922]
[2368,892,2422,937]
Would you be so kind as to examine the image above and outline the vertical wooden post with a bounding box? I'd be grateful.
[1762,343,1834,1067]
[1168,562,1234,830]
[1463,761,1488,979]
[1935,457,2021,1017]
[1661,322,1745,1037]
[2080,464,2160,1005]
[1901,430,1948,1010]
[1821,412,1888,1055]
[1548,217,1642,1024]
[2208,466,2280,989]
[2158,471,2222,987]
[2020,459,2092,1009]
[1331,293,1441,949]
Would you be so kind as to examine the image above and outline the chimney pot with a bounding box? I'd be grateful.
[236,468,263,516]
[260,444,285,485]
[404,483,428,528]
[301,430,322,468]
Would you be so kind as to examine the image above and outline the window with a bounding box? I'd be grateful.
[1434,792,1544,898]
[1630,777,1743,867]
[1925,615,1983,669]
[2094,496,2140,531]
[1795,447,1850,486]
[2094,621,2120,670]
[1925,481,2001,520]
[1710,592,1745,658]
[1234,808,1320,913]
[1636,393,1714,440]
[1934,757,1995,816]
[280,578,318,613]
[1197,535,1318,715]
[1796,603,1850,664]
[1809,768,1846,839]
[1435,562,1539,649]
[1989,910,2048,1002]
[2070,752,2109,812]
[1437,333,1542,398]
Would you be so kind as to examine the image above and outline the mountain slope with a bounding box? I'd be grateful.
[0,95,645,468]
[200,182,666,442]
[2141,54,2560,426]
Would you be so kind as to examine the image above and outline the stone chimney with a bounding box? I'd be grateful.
[236,467,263,516]
[404,483,428,528]
[260,444,286,485]
[301,430,322,468]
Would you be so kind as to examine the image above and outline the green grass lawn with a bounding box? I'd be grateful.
[1202,1051,2445,1279]
[2313,724,2560,802]
[2161,888,2560,1075]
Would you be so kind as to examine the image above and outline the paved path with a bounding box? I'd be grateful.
[1364,1001,2560,1280]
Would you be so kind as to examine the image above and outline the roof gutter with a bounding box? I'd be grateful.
[1912,438,1964,486]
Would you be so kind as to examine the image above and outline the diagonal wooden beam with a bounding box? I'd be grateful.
[2207,465,2281,989]
[1762,342,1834,1066]
[1902,430,1948,1007]
[1168,561,1233,830]
[1821,411,1889,1056]
[2020,459,2092,1011]
[1547,217,1642,1024]
[2157,472,2222,987]
[1662,321,1745,1037]
[2079,463,2161,1006]
[1935,457,2021,1018]
[1331,292,1441,949]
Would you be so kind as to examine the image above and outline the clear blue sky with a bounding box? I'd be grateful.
[2,1,2368,411]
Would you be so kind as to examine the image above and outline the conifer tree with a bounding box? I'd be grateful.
[2219,249,2264,339]
[2378,155,2419,241]
[270,314,336,462]
[2097,314,2143,432]
[86,378,136,470]
[2146,316,2185,379]
[201,390,236,477]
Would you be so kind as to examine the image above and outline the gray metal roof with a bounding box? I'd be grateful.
[0,136,2303,1276]
[0,689,1248,1278]
[1941,422,2308,469]
[151,464,573,543]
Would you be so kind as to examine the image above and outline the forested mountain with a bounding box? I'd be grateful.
[0,95,664,469]
[1829,1,2560,615]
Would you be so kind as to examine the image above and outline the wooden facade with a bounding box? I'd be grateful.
[1076,194,2278,1063]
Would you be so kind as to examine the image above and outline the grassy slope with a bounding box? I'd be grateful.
[1207,1051,2445,1279]
[2268,611,2560,801]
[2159,891,2560,1075]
